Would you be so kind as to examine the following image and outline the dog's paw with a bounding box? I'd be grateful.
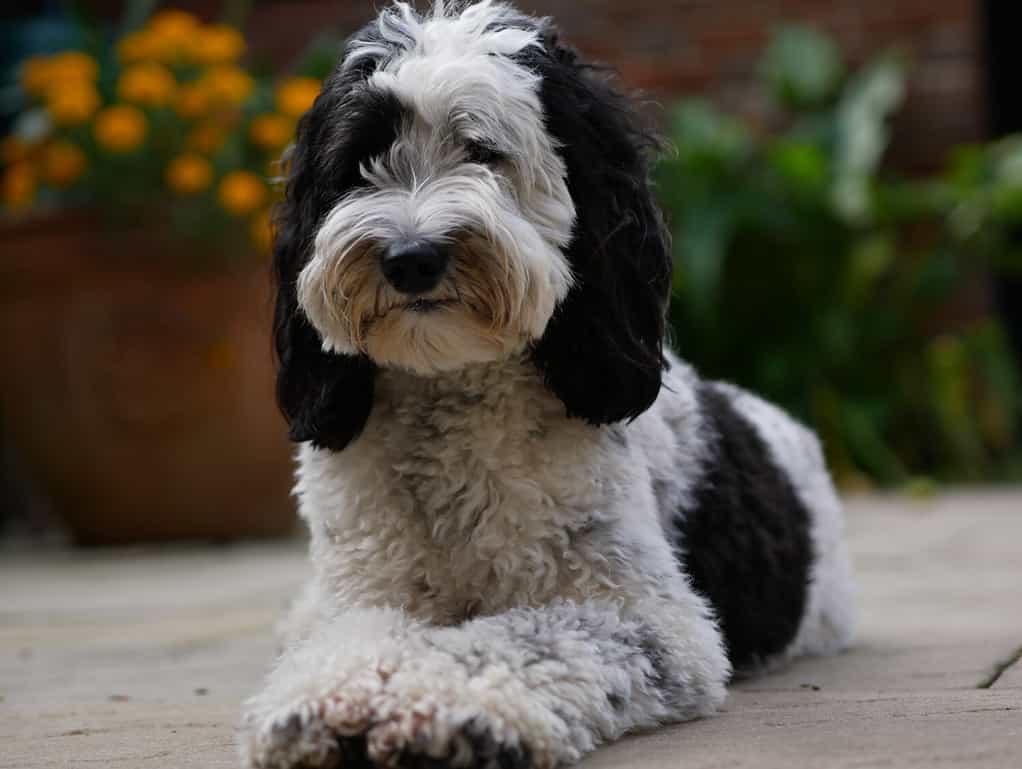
[366,702,532,769]
[240,674,383,769]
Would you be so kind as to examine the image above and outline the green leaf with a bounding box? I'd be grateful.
[831,55,906,222]
[672,203,734,325]
[768,140,828,191]
[762,25,845,109]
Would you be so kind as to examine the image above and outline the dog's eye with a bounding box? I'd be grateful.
[465,141,505,167]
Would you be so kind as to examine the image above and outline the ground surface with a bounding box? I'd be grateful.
[2,491,1020,769]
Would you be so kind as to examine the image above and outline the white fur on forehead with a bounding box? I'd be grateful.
[346,1,541,70]
[355,2,545,135]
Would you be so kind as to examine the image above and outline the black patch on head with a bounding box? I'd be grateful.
[272,20,405,451]
[517,29,672,425]
[672,385,813,672]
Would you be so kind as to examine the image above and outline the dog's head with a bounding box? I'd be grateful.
[274,0,671,450]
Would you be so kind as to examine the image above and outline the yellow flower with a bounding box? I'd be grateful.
[218,170,267,215]
[192,24,246,64]
[118,11,201,63]
[93,105,147,153]
[117,31,157,64]
[174,83,211,118]
[251,208,276,252]
[148,9,201,39]
[201,66,255,105]
[50,51,99,81]
[187,122,227,154]
[22,51,99,97]
[2,162,35,210]
[275,77,321,118]
[118,62,177,107]
[41,141,87,186]
[249,113,295,150]
[147,10,201,61]
[20,56,55,96]
[45,82,101,126]
[166,153,214,194]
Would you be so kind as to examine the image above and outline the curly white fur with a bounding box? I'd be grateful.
[240,3,855,767]
[241,354,854,768]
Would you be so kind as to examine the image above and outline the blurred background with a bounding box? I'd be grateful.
[2,0,1020,547]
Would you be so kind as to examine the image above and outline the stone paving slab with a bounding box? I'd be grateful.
[1,492,1020,768]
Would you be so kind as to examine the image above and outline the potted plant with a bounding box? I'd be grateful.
[0,6,336,543]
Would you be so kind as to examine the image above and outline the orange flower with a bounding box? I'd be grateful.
[166,153,214,194]
[51,51,99,80]
[117,31,158,64]
[201,66,255,105]
[275,77,321,118]
[118,62,177,107]
[218,170,267,215]
[22,51,98,96]
[41,141,87,186]
[119,11,201,63]
[192,24,246,64]
[249,113,295,151]
[2,162,36,210]
[93,105,147,153]
[45,82,101,126]
[148,9,201,39]
[20,56,55,96]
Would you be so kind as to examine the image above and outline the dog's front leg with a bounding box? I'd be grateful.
[240,605,420,769]
[240,598,728,769]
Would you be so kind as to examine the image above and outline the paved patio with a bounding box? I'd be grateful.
[2,491,1020,768]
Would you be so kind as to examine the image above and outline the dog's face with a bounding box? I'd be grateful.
[297,2,575,372]
[275,1,672,449]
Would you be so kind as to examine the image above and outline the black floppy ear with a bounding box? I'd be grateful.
[272,40,383,451]
[524,31,672,425]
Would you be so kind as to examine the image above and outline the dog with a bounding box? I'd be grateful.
[240,2,856,767]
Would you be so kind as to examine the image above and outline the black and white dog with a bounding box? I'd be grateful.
[240,2,855,767]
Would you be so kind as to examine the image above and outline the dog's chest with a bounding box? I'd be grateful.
[297,360,636,623]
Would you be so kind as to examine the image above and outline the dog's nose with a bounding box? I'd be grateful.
[381,240,449,295]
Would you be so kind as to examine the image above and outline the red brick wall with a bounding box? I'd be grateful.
[243,0,984,169]
[525,1,983,168]
[150,0,988,169]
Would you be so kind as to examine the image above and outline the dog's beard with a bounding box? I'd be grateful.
[299,229,569,374]
[350,234,537,372]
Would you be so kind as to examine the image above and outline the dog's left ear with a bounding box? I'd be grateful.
[272,56,378,451]
[523,30,672,425]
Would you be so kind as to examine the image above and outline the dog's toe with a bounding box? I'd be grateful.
[242,688,381,769]
[366,707,531,769]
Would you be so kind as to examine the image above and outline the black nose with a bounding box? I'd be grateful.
[381,240,449,295]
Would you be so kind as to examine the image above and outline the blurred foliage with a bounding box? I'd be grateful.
[0,3,342,263]
[659,25,1022,488]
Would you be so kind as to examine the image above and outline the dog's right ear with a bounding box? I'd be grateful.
[272,45,381,452]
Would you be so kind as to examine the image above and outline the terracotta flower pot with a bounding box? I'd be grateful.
[0,212,297,544]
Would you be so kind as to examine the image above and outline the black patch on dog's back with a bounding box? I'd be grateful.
[672,385,812,672]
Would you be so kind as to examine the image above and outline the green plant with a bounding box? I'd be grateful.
[658,25,1022,486]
